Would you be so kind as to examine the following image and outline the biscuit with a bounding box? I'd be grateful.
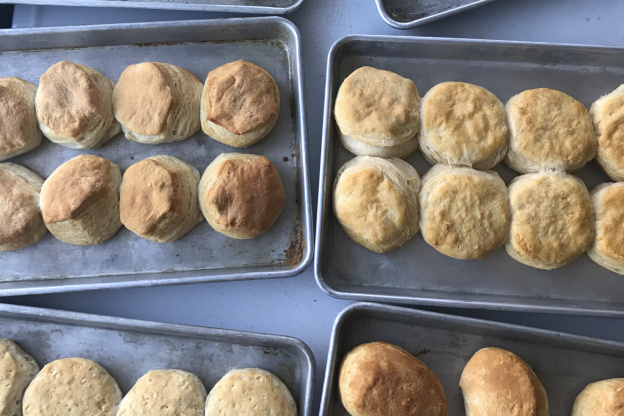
[0,163,46,251]
[505,88,596,173]
[113,62,202,144]
[334,66,420,158]
[506,170,595,269]
[339,342,447,416]
[588,182,624,274]
[117,369,207,416]
[420,165,510,260]
[120,155,203,242]
[22,357,121,416]
[35,61,120,149]
[205,368,297,416]
[590,85,624,181]
[199,153,285,239]
[420,82,508,169]
[333,156,420,253]
[0,339,40,416]
[571,378,624,416]
[201,60,280,148]
[0,77,42,161]
[40,155,122,245]
[459,347,548,416]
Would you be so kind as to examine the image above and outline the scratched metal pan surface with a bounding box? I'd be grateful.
[315,35,624,317]
[0,18,312,296]
[319,302,624,416]
[375,0,498,29]
[0,303,314,416]
[0,0,304,14]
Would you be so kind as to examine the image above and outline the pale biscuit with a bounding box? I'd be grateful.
[590,85,624,181]
[35,61,120,149]
[0,339,40,416]
[420,165,510,260]
[505,88,596,173]
[0,77,42,161]
[205,368,297,416]
[588,182,624,275]
[571,378,624,416]
[506,171,595,269]
[333,156,420,253]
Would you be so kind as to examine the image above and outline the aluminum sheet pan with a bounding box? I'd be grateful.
[0,0,304,14]
[320,302,624,416]
[375,0,498,29]
[0,302,314,416]
[0,18,312,296]
[315,35,624,317]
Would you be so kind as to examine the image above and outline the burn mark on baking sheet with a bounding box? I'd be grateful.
[414,348,431,357]
[285,223,304,268]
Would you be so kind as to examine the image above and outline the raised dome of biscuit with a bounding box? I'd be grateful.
[0,85,30,154]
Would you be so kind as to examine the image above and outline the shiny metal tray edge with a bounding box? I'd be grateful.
[0,302,315,416]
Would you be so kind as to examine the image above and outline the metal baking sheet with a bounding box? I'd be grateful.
[320,302,624,416]
[0,302,314,416]
[315,35,624,316]
[0,0,304,14]
[0,18,312,296]
[375,0,498,29]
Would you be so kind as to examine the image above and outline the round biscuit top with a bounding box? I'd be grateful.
[0,166,41,244]
[334,66,420,143]
[507,88,595,170]
[572,378,624,416]
[508,171,594,266]
[422,82,507,163]
[37,61,109,138]
[202,60,279,135]
[593,183,624,264]
[22,357,121,416]
[41,155,114,224]
[339,342,447,416]
[205,368,297,416]
[0,81,30,154]
[459,347,548,416]
[593,86,624,177]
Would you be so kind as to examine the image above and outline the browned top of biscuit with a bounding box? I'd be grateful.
[120,158,178,235]
[37,61,108,138]
[573,378,624,416]
[595,184,624,262]
[0,168,39,243]
[0,85,30,154]
[41,155,113,223]
[596,92,624,172]
[202,60,279,135]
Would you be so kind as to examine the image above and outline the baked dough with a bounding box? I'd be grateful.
[205,368,297,416]
[590,85,624,181]
[333,156,420,253]
[22,357,121,416]
[40,155,122,245]
[338,342,447,416]
[35,61,120,149]
[0,339,40,416]
[506,170,594,269]
[201,60,280,148]
[113,62,202,144]
[571,378,624,416]
[199,153,285,239]
[505,88,596,173]
[420,165,510,260]
[420,81,508,169]
[334,66,420,158]
[0,77,42,161]
[120,155,203,242]
[459,347,549,416]
[588,182,624,275]
[0,163,46,251]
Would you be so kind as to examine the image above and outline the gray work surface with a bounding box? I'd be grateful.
[5,0,624,414]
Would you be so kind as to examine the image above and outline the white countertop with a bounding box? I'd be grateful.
[6,0,624,413]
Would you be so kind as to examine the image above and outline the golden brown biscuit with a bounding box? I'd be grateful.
[0,339,40,416]
[420,82,508,169]
[205,368,297,416]
[0,163,46,251]
[590,85,624,181]
[0,77,42,161]
[334,66,420,158]
[120,155,203,243]
[339,342,447,416]
[588,182,624,274]
[201,60,280,148]
[35,61,120,149]
[506,171,594,269]
[333,156,420,253]
[459,347,549,416]
[113,62,202,144]
[420,165,510,260]
[40,155,122,245]
[505,88,596,173]
[571,378,624,416]
[199,153,285,239]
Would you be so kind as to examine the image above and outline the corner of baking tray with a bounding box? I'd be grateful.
[279,0,305,15]
[373,0,414,30]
